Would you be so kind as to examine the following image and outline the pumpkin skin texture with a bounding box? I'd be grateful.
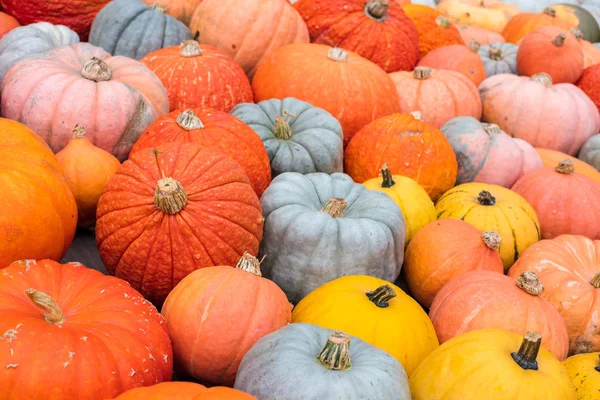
[113,382,257,399]
[479,73,600,156]
[458,25,506,45]
[345,112,458,201]
[0,119,77,268]
[259,172,406,304]
[418,41,487,86]
[579,134,600,171]
[141,0,202,25]
[95,142,264,306]
[0,259,173,398]
[161,254,292,386]
[252,44,401,147]
[502,7,578,44]
[234,324,411,400]
[403,7,463,59]
[436,182,541,270]
[141,40,252,112]
[130,108,271,197]
[478,42,519,76]
[230,97,343,177]
[536,147,600,184]
[404,220,504,308]
[189,0,309,78]
[508,235,600,355]
[576,63,600,114]
[563,352,600,399]
[292,275,439,377]
[515,138,545,175]
[0,12,18,39]
[571,29,600,67]
[294,0,419,73]
[89,0,192,60]
[409,329,577,400]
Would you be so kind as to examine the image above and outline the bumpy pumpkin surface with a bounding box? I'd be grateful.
[417,41,487,86]
[579,134,600,171]
[576,63,600,113]
[402,5,463,58]
[537,147,600,184]
[503,7,578,44]
[478,41,519,76]
[563,352,600,399]
[113,382,257,399]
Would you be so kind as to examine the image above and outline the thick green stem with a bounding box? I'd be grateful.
[511,331,542,371]
[366,285,396,308]
[317,331,352,371]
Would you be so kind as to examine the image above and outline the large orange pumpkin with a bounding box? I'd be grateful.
[502,7,578,44]
[410,13,463,59]
[252,44,401,147]
[535,147,600,184]
[345,112,458,201]
[0,118,77,268]
[417,41,487,85]
[113,382,257,399]
[130,108,271,197]
[96,142,264,306]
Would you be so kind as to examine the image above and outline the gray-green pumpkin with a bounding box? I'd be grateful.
[578,134,600,171]
[234,323,410,400]
[89,0,192,60]
[259,172,405,304]
[478,42,519,77]
[231,98,343,177]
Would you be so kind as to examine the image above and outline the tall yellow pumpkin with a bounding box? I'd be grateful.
[292,275,439,377]
[363,164,436,247]
[563,352,600,399]
[436,182,540,270]
[410,329,577,400]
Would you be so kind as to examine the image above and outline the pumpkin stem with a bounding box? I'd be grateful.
[273,116,293,140]
[435,15,451,28]
[236,252,262,277]
[154,177,188,214]
[481,231,501,250]
[516,271,544,296]
[543,7,556,17]
[25,289,65,325]
[477,190,496,206]
[590,272,600,288]
[413,66,432,80]
[317,331,352,371]
[511,331,542,371]
[483,124,501,135]
[365,284,396,308]
[595,354,600,372]
[570,29,584,40]
[321,198,347,218]
[365,0,389,21]
[552,33,567,47]
[410,111,423,121]
[488,46,503,61]
[530,73,553,87]
[150,3,166,12]
[467,39,481,52]
[180,40,202,57]
[380,163,395,188]
[176,109,205,130]
[327,47,349,63]
[555,159,575,175]
[81,57,112,82]
[72,123,87,139]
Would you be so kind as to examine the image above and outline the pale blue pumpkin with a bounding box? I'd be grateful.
[578,134,600,171]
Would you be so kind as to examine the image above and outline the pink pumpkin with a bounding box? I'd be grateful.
[514,138,544,175]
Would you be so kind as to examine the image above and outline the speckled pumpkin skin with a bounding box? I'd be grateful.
[579,134,600,171]
[577,63,600,113]
[563,352,600,398]
[402,5,463,58]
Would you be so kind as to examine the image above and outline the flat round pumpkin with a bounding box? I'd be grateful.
[502,7,578,44]
[477,42,520,76]
[536,147,600,183]
[113,382,257,399]
[563,352,600,398]
[417,41,487,86]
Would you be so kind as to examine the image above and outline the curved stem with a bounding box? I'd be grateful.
[380,163,395,188]
[25,289,65,324]
[590,272,600,288]
[516,272,544,296]
[481,231,501,250]
[321,198,347,218]
[366,285,396,308]
[236,252,262,276]
[511,331,542,371]
[477,190,496,206]
[154,177,188,214]
[72,124,87,139]
[273,117,293,140]
[317,331,352,371]
[176,109,204,131]
[81,57,112,82]
[555,159,574,175]
[180,40,202,57]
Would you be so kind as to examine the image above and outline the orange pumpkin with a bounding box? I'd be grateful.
[577,63,600,115]
[141,0,201,25]
[404,219,504,308]
[570,29,600,68]
[345,112,458,201]
[458,24,506,45]
[252,44,401,147]
[389,66,482,128]
[502,7,578,44]
[417,41,486,85]
[536,147,600,184]
[0,11,19,39]
[113,382,257,399]
[401,5,462,59]
[509,235,600,355]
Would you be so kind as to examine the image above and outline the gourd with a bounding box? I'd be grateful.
[477,42,519,76]
[502,7,578,44]
[536,147,600,184]
[417,41,487,86]
[563,352,600,398]
[113,382,257,399]
[578,134,600,171]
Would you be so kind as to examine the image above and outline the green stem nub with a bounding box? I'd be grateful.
[595,354,600,372]
[274,116,293,140]
[318,331,352,371]
[511,331,542,371]
[366,284,396,308]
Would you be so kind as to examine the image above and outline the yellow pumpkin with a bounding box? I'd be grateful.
[436,182,540,271]
[292,275,439,377]
[563,352,600,399]
[436,2,517,32]
[363,164,436,247]
[410,329,576,399]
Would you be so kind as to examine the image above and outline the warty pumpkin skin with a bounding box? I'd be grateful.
[458,24,506,45]
[578,134,600,171]
[576,63,600,114]
[478,42,519,76]
[403,8,463,59]
[0,259,173,398]
[536,147,600,184]
[502,7,578,44]
[252,44,401,147]
[96,142,264,306]
[563,352,600,399]
[130,108,271,197]
[113,382,257,399]
[417,41,487,86]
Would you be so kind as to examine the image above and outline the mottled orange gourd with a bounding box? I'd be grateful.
[417,41,486,85]
[502,7,578,44]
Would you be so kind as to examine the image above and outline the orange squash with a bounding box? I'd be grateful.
[458,24,506,45]
[401,5,462,59]
[570,29,600,68]
[0,11,19,39]
[502,7,578,44]
[535,147,600,184]
[417,41,486,85]
[113,382,256,399]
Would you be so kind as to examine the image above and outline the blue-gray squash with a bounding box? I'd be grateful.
[234,323,410,400]
[578,134,600,171]
[478,42,519,77]
[259,172,405,304]
[89,0,192,60]
[230,98,343,177]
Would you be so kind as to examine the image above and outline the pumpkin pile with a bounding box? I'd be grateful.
[2,0,600,398]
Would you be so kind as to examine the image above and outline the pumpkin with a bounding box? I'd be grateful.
[553,4,600,43]
[536,147,600,184]
[515,138,545,174]
[161,253,291,386]
[362,164,436,245]
[563,353,600,398]
[570,29,600,67]
[0,119,77,268]
[502,7,578,44]
[479,73,600,156]
[189,0,309,78]
[576,63,600,114]
[56,124,121,229]
[292,275,439,377]
[477,42,519,76]
[508,235,600,355]
[517,26,584,84]
[409,329,577,400]
[417,41,487,85]
[0,11,18,39]
[0,21,79,83]
[512,159,600,240]
[458,24,506,45]
[294,0,419,73]
[259,172,405,304]
[436,1,516,32]
[252,44,401,147]
[114,382,256,399]
[404,219,503,307]
[95,142,264,305]
[345,112,458,201]
[230,97,343,177]
[1,42,169,161]
[401,5,462,59]
[0,259,172,397]
[141,0,201,25]
[436,182,540,270]
[234,324,411,400]
[579,134,600,171]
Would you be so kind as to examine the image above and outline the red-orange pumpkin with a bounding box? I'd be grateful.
[502,7,578,44]
[141,0,201,25]
[404,10,463,59]
[0,11,18,39]
[576,63,600,114]
[113,382,257,399]
[417,41,487,85]
[96,142,264,306]
[570,29,600,68]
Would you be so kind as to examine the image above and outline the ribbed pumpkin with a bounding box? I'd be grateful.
[0,11,18,39]
[141,0,201,25]
[161,254,291,386]
[294,0,419,73]
[536,147,600,184]
[508,235,600,355]
[96,142,264,306]
[140,40,252,112]
[576,63,600,113]
[478,42,519,76]
[345,112,458,201]
[404,219,504,308]
[579,134,600,171]
[563,353,600,398]
[130,108,271,197]
[292,275,439,377]
[401,5,462,58]
[436,182,541,270]
[512,159,600,240]
[56,124,121,229]
[418,41,487,85]
[436,1,517,32]
[113,382,257,399]
[389,67,482,129]
[571,29,600,67]
[252,44,401,147]
[362,164,436,246]
[0,119,77,268]
[458,25,506,45]
[502,7,578,44]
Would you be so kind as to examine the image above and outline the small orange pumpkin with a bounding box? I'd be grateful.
[502,7,578,44]
[417,41,487,85]
[401,5,462,59]
[113,382,257,399]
